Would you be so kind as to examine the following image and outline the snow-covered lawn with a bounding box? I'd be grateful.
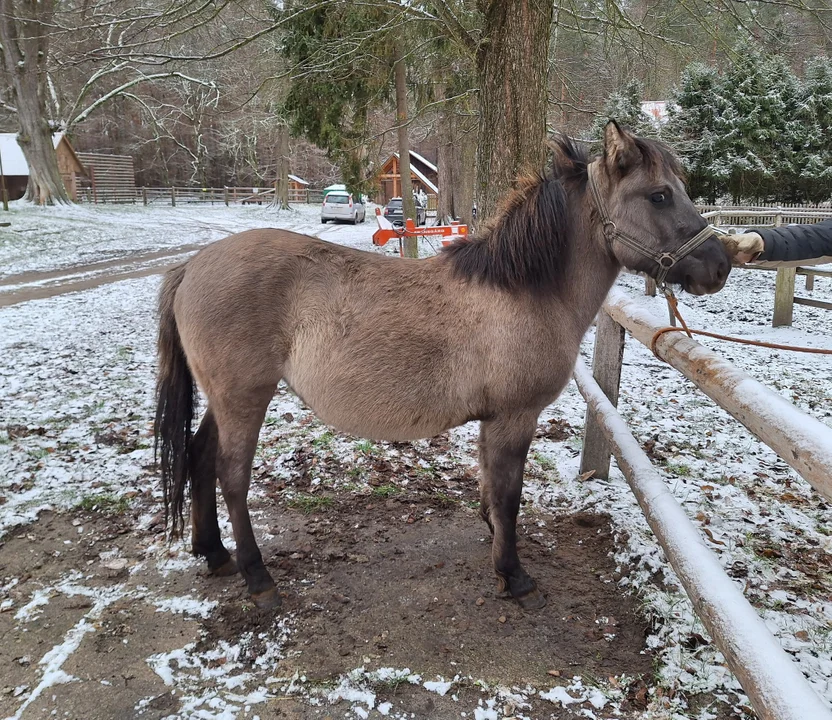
[0,202,382,280]
[1,202,831,719]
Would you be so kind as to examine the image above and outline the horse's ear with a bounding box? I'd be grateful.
[548,136,576,176]
[603,120,640,174]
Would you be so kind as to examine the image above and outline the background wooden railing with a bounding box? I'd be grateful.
[700,207,832,327]
[77,185,439,210]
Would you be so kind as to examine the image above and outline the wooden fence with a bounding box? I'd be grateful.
[701,207,832,327]
[578,288,832,720]
[76,153,137,204]
[78,184,438,210]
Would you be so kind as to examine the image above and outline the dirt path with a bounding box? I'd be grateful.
[0,244,204,307]
[0,487,657,719]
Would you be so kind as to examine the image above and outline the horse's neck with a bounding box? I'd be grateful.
[558,196,621,334]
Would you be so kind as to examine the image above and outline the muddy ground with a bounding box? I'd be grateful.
[0,477,661,720]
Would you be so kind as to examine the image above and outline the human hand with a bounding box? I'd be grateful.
[720,232,764,265]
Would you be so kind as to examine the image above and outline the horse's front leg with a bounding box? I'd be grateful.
[478,414,545,610]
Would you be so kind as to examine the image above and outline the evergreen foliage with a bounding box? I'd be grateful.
[279,3,394,196]
[642,49,832,204]
[591,79,657,140]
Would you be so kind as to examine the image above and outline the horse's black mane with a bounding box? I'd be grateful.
[442,131,681,293]
[442,135,586,293]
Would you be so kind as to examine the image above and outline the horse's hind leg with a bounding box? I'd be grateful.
[190,407,236,576]
[214,386,279,609]
[478,413,546,610]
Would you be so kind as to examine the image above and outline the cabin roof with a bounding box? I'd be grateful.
[0,132,74,176]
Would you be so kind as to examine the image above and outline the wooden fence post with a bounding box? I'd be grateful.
[170,187,176,207]
[90,166,98,204]
[773,267,796,327]
[142,188,148,206]
[771,210,795,327]
[224,187,229,206]
[579,310,625,480]
[644,278,657,296]
[806,271,815,291]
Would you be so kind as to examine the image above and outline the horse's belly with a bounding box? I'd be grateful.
[284,367,465,443]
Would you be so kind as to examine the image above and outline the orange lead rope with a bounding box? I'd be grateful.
[649,287,832,357]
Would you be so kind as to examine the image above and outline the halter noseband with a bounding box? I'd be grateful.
[587,160,715,288]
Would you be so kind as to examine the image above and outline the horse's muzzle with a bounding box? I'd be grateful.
[668,236,731,295]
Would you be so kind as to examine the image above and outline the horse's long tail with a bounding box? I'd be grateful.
[154,264,196,539]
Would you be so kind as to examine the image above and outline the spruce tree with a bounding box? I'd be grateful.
[712,44,768,203]
[802,57,832,202]
[665,63,725,203]
[592,79,656,140]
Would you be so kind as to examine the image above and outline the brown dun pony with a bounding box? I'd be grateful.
[155,122,729,610]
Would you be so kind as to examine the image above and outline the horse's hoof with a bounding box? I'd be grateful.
[250,587,282,611]
[515,587,547,610]
[210,558,238,577]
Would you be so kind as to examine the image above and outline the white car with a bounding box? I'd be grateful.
[321,192,366,224]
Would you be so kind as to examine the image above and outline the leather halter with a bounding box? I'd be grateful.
[587,160,715,287]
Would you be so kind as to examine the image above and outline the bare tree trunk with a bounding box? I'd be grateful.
[394,48,417,258]
[475,0,552,223]
[454,115,477,228]
[437,106,455,225]
[276,123,290,209]
[0,0,71,205]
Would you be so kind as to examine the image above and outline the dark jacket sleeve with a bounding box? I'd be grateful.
[756,219,832,262]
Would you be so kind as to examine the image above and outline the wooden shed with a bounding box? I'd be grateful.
[0,132,86,201]
[76,153,137,203]
[376,150,439,205]
[288,173,310,202]
[288,174,309,192]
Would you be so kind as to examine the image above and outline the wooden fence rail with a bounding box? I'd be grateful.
[698,208,832,327]
[577,290,832,719]
[78,185,436,209]
[574,362,831,720]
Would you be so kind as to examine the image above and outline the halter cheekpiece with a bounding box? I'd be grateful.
[587,160,716,288]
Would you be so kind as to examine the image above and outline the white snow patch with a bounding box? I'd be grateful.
[153,594,218,619]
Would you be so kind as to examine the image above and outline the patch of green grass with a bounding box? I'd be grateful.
[346,467,363,479]
[433,491,458,506]
[76,493,130,515]
[533,453,556,471]
[414,464,434,477]
[665,461,692,477]
[287,493,334,514]
[372,672,411,693]
[371,484,400,498]
[312,431,335,449]
[27,447,51,461]
[354,440,375,455]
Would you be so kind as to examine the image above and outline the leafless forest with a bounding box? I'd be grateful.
[1,1,831,214]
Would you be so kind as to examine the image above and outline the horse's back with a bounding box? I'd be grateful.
[171,229,442,405]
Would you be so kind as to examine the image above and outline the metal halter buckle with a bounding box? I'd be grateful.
[658,254,676,269]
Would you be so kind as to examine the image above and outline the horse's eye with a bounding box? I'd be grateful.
[650,192,667,205]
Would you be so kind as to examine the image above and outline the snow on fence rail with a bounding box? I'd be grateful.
[575,289,832,720]
[701,206,832,229]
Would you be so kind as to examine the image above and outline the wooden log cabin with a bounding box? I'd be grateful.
[376,150,439,205]
[0,132,86,201]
